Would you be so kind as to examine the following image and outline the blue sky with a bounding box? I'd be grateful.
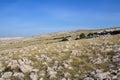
[0,0,120,37]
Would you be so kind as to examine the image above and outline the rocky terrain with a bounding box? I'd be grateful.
[0,28,120,80]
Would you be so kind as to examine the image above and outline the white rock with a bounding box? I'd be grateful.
[96,69,103,73]
[39,78,44,80]
[48,71,57,79]
[0,63,5,73]
[32,69,39,73]
[58,66,63,70]
[94,72,111,80]
[62,78,66,80]
[2,72,12,79]
[112,54,120,63]
[117,72,120,80]
[71,50,79,57]
[18,59,24,65]
[84,77,94,80]
[39,70,45,77]
[68,66,73,70]
[19,64,33,73]
[54,61,59,66]
[114,47,120,52]
[64,72,71,78]
[8,60,19,69]
[47,67,57,79]
[112,76,117,80]
[74,74,79,78]
[13,72,24,80]
[0,78,4,80]
[90,58,102,64]
[62,63,69,68]
[30,73,38,80]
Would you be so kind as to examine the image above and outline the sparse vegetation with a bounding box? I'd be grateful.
[60,37,69,41]
[79,33,86,39]
[0,28,120,80]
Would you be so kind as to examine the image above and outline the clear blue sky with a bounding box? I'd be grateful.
[0,0,120,37]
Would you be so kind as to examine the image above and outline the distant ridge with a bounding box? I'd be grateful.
[33,27,120,38]
[0,37,24,40]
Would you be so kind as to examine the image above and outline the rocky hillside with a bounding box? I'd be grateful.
[0,28,120,80]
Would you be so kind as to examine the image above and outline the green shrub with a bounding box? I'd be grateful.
[79,33,86,39]
[60,37,68,41]
[87,33,93,36]
[75,37,80,40]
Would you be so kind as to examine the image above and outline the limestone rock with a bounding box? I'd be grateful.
[117,72,120,80]
[84,77,94,80]
[19,64,33,73]
[2,72,13,79]
[13,72,24,80]
[94,72,111,80]
[30,73,38,80]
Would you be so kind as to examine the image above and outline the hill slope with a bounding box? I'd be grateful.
[0,27,120,80]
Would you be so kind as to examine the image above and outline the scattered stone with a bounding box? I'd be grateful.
[8,60,19,69]
[2,72,12,79]
[90,57,102,64]
[94,72,111,80]
[84,77,94,80]
[61,78,66,80]
[71,50,79,57]
[0,62,5,73]
[112,54,120,66]
[0,78,4,80]
[39,78,44,80]
[117,72,120,80]
[30,73,38,80]
[19,64,33,73]
[64,72,71,78]
[13,72,24,80]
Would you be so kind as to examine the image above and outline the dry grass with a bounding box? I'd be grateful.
[0,28,120,80]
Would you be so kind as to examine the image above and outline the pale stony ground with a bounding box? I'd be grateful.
[0,32,120,80]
